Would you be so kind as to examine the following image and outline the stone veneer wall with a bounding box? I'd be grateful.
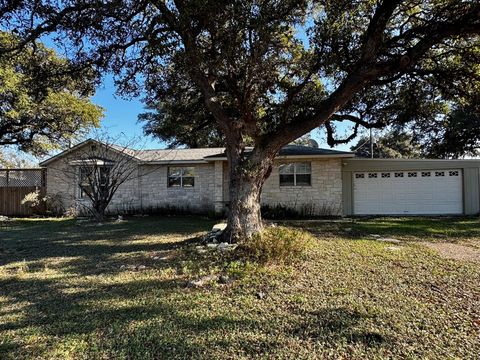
[45,143,141,213]
[138,163,216,213]
[46,145,343,216]
[222,158,343,216]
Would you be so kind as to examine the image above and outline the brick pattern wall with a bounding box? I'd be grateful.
[138,163,215,212]
[222,158,343,216]
[45,144,141,213]
[46,145,343,216]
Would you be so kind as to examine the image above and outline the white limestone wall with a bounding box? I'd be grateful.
[46,146,344,216]
[222,158,343,216]
[138,163,216,212]
[45,144,141,214]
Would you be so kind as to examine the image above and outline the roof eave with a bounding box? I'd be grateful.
[40,139,141,166]
[205,153,355,161]
[140,160,210,165]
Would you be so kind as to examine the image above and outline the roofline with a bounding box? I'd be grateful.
[39,138,140,166]
[41,141,354,165]
[205,153,355,161]
[140,160,210,165]
[345,158,480,162]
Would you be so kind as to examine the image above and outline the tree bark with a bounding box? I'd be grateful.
[222,146,274,242]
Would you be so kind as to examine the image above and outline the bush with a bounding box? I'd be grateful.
[239,226,315,264]
[261,202,341,220]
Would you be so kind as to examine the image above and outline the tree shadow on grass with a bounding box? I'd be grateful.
[0,273,279,358]
[0,216,214,268]
[291,307,392,348]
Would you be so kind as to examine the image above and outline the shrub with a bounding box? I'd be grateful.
[21,190,44,209]
[261,202,341,220]
[239,226,315,264]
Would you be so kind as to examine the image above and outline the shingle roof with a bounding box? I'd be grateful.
[128,148,226,162]
[40,139,354,166]
[204,145,354,159]
[279,145,353,156]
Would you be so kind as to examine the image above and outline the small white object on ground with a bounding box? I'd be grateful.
[212,223,227,231]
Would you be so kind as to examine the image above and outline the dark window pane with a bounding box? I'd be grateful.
[296,174,311,186]
[182,177,195,187]
[280,174,295,186]
[168,177,181,187]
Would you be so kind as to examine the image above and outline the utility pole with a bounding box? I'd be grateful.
[370,128,374,158]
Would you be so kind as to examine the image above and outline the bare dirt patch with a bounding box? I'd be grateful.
[424,242,480,262]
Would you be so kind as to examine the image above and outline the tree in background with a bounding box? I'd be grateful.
[350,130,420,158]
[0,32,103,155]
[410,100,480,159]
[2,1,479,240]
[0,149,38,168]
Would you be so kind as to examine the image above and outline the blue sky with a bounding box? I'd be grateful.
[37,31,357,152]
[91,75,354,152]
[84,23,356,152]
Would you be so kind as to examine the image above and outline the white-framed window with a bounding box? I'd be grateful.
[168,167,195,188]
[279,162,311,186]
[78,166,110,199]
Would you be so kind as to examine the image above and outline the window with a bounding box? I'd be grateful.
[368,173,378,178]
[381,173,391,178]
[408,172,417,177]
[435,171,445,177]
[168,167,195,187]
[355,173,365,179]
[279,162,311,186]
[449,170,459,177]
[79,166,110,199]
[421,172,431,177]
[395,172,404,178]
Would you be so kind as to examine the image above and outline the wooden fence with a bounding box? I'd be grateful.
[0,168,47,216]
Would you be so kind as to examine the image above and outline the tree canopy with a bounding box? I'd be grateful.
[408,99,480,158]
[350,130,420,158]
[0,32,103,155]
[1,0,478,238]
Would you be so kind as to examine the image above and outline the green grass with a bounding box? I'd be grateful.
[1,216,479,359]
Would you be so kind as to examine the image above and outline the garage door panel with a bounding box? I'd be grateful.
[353,169,463,215]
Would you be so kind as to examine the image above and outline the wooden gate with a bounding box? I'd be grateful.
[0,169,47,216]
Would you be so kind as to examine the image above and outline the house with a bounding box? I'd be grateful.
[40,139,480,216]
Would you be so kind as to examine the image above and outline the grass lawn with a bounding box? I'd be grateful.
[0,216,479,359]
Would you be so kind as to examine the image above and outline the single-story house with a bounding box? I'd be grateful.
[40,139,480,216]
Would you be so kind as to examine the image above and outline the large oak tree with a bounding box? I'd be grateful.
[1,1,479,240]
[0,32,102,155]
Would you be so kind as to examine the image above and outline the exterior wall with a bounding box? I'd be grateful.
[138,163,216,213]
[221,158,344,216]
[45,143,345,217]
[45,143,141,213]
[342,159,480,216]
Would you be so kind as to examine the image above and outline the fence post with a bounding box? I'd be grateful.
[6,169,9,187]
[42,168,47,187]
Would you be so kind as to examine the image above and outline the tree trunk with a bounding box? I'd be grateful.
[222,147,274,242]
[92,201,107,222]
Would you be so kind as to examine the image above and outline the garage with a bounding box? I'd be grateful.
[353,169,463,215]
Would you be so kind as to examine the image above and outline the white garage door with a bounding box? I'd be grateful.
[353,169,463,215]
